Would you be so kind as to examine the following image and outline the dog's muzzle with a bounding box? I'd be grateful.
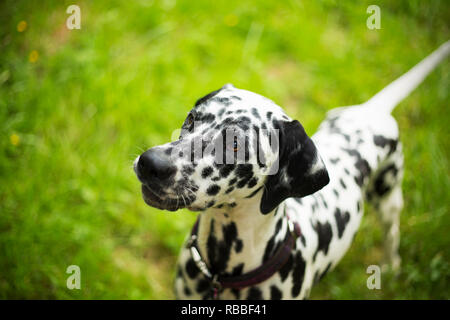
[134,148,180,210]
[136,148,177,182]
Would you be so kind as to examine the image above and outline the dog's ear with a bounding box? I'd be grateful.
[260,120,330,214]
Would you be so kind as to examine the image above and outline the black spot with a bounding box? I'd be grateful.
[225,187,234,194]
[237,178,250,188]
[354,158,371,187]
[341,147,372,187]
[252,124,266,169]
[198,113,216,123]
[230,263,244,277]
[195,88,221,107]
[235,239,243,253]
[262,219,283,263]
[266,111,273,121]
[237,115,251,123]
[247,287,263,300]
[235,164,253,180]
[279,254,293,282]
[222,117,233,125]
[270,286,282,300]
[186,258,199,279]
[202,166,213,178]
[164,147,173,155]
[262,238,275,263]
[291,252,306,298]
[222,222,238,245]
[334,208,350,238]
[184,286,191,296]
[247,177,258,188]
[206,184,220,196]
[330,158,340,164]
[211,96,232,106]
[374,164,399,196]
[206,200,215,208]
[251,108,261,119]
[313,221,333,261]
[206,221,218,271]
[374,135,398,155]
[340,178,347,189]
[220,164,235,178]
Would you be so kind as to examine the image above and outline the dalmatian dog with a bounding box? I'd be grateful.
[134,41,449,299]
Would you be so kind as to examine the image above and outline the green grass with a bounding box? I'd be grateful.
[0,0,448,299]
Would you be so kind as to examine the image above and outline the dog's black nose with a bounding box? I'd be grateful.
[138,148,177,182]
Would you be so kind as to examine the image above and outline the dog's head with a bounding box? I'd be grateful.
[134,84,329,214]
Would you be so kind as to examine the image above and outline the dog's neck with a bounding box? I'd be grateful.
[196,192,290,275]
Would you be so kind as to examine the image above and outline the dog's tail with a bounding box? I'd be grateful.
[363,40,450,113]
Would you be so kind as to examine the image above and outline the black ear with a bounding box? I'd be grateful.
[260,120,330,214]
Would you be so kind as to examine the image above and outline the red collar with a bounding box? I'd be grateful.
[187,212,301,299]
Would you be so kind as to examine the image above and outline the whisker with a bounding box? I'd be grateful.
[181,194,187,208]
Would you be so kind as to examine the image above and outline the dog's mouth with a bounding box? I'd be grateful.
[141,184,196,211]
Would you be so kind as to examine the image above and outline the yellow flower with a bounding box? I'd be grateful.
[17,20,27,32]
[224,14,238,27]
[29,50,39,63]
[10,133,20,146]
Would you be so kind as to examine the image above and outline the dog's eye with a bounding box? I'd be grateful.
[233,137,239,152]
[186,114,194,126]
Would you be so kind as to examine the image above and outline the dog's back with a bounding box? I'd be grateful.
[302,40,450,277]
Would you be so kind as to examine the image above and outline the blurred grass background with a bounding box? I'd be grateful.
[0,0,448,299]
